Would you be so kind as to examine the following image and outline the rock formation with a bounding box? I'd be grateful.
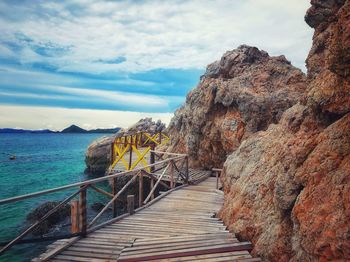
[26,201,70,235]
[85,135,115,175]
[166,45,307,169]
[85,118,166,175]
[218,1,350,261]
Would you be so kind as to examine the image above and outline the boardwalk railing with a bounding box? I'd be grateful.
[109,131,170,173]
[0,151,188,256]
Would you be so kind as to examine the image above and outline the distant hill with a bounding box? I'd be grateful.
[61,125,121,134]
[61,125,87,133]
[0,125,121,134]
[0,128,55,134]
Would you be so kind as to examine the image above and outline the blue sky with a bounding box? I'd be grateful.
[0,0,313,130]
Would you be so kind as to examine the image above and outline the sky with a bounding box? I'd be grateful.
[0,0,313,131]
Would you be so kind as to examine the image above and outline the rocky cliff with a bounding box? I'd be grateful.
[219,1,350,261]
[166,45,307,169]
[166,0,350,261]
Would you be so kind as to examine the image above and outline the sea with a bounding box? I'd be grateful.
[0,133,114,262]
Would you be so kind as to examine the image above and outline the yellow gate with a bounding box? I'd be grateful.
[109,132,170,173]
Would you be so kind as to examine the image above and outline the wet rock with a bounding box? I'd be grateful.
[26,201,70,236]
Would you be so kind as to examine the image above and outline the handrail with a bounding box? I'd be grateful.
[0,152,189,256]
[143,162,171,204]
[88,172,138,228]
[0,155,184,205]
[0,185,88,255]
[150,150,187,156]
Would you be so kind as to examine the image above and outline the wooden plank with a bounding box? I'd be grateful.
[122,239,238,253]
[33,236,80,262]
[33,175,259,262]
[151,251,251,262]
[121,242,247,256]
[118,242,253,262]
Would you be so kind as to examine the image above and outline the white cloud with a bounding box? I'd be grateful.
[0,104,173,131]
[0,0,313,73]
[42,85,169,108]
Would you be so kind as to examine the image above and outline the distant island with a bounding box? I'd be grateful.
[0,125,121,134]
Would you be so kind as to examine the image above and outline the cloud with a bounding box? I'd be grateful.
[0,64,201,111]
[0,104,173,130]
[0,0,313,74]
[0,0,314,129]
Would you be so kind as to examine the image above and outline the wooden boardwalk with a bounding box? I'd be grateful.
[35,176,259,262]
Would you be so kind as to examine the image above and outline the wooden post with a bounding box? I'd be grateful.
[128,138,133,170]
[127,195,135,215]
[212,168,223,190]
[110,141,115,165]
[170,160,174,189]
[150,143,155,200]
[70,200,79,234]
[79,186,87,237]
[112,177,117,218]
[139,171,143,207]
[185,156,189,184]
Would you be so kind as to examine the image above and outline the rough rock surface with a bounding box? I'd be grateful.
[26,201,70,235]
[219,1,350,261]
[85,118,166,175]
[305,0,350,117]
[166,45,306,168]
[85,135,115,175]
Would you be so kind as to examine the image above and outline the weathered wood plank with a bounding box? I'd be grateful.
[35,175,259,262]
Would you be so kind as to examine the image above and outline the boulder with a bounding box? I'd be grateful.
[166,45,307,168]
[85,136,115,175]
[26,201,70,236]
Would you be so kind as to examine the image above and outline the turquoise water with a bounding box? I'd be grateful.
[0,133,113,262]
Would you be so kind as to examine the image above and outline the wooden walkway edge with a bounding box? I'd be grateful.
[35,176,260,262]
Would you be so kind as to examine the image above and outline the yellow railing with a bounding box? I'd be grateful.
[109,132,170,173]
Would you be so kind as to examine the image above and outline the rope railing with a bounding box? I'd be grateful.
[0,150,188,256]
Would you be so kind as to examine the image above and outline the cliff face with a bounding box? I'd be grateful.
[219,1,350,261]
[305,0,350,116]
[166,45,306,168]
